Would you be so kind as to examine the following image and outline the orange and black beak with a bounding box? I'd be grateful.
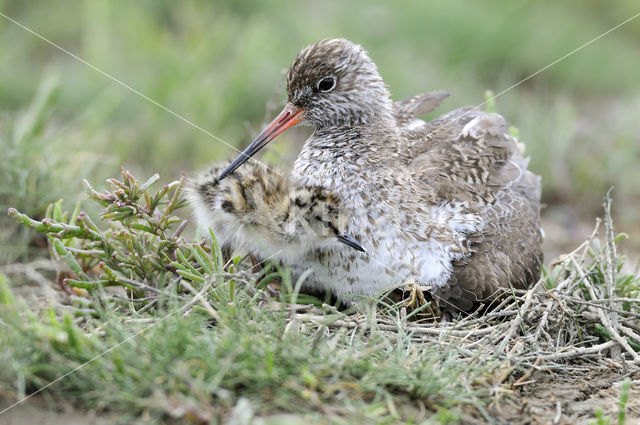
[217,104,304,181]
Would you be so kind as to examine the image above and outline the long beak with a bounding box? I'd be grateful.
[217,104,304,181]
[336,234,366,253]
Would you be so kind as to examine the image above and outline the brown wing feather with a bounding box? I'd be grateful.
[393,91,450,127]
[408,109,543,313]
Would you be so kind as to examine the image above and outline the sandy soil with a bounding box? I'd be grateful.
[487,369,640,425]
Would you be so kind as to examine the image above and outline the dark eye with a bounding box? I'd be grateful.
[317,76,336,92]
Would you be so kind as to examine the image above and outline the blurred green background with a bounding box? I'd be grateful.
[1,0,639,264]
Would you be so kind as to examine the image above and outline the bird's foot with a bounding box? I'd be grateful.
[399,280,441,318]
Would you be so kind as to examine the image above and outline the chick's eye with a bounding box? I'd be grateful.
[317,76,336,92]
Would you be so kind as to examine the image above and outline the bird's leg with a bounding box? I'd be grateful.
[401,280,426,309]
[397,280,442,318]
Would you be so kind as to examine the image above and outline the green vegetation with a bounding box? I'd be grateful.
[0,76,104,263]
[2,171,490,424]
[618,378,632,425]
[1,291,483,424]
[3,168,639,423]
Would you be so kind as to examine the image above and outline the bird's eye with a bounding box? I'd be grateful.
[317,76,336,92]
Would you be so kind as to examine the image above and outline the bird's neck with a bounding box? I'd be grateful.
[292,114,404,190]
[306,112,400,159]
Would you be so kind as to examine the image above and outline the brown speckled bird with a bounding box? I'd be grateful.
[189,38,543,313]
[188,161,365,262]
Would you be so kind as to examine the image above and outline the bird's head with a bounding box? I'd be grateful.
[286,38,392,129]
[217,38,392,180]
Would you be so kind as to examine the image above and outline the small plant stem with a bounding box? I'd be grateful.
[8,208,103,241]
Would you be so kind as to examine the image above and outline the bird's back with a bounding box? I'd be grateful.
[400,106,543,311]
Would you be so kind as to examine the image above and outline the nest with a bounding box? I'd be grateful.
[268,198,640,380]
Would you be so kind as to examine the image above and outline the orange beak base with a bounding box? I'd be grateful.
[217,104,304,181]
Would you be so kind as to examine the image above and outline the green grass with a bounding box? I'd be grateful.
[1,169,490,424]
[0,168,491,423]
[0,280,487,424]
[0,75,108,263]
[2,168,639,424]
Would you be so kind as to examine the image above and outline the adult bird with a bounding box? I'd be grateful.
[191,38,543,314]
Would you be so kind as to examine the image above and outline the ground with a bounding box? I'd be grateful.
[495,371,640,425]
[1,371,639,425]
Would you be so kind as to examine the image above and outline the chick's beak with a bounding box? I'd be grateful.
[217,104,304,180]
[336,234,366,253]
